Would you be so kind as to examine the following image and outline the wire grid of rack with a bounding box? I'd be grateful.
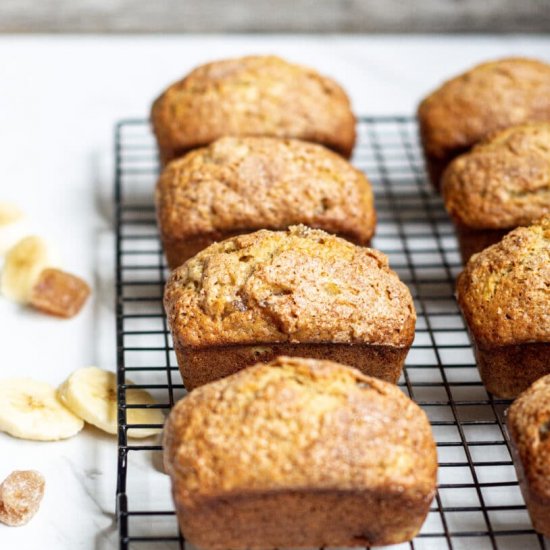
[115,116,548,550]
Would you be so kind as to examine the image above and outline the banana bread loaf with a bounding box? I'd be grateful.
[156,136,376,268]
[456,218,550,398]
[507,374,550,537]
[164,225,416,390]
[442,123,550,262]
[151,55,356,165]
[163,356,438,549]
[418,57,550,190]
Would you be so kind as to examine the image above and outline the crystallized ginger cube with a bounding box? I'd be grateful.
[0,470,45,526]
[30,268,90,318]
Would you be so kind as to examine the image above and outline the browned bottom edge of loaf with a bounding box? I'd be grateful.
[507,420,550,537]
[175,342,408,390]
[473,342,550,399]
[455,225,508,264]
[424,153,447,192]
[162,232,371,270]
[423,146,471,192]
[175,488,433,549]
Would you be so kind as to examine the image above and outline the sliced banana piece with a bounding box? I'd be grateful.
[1,236,52,303]
[0,379,84,441]
[58,367,164,439]
[0,202,29,256]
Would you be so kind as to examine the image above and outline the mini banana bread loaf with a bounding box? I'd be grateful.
[418,57,550,189]
[442,123,550,262]
[456,218,550,398]
[163,356,438,549]
[156,136,376,268]
[151,55,356,164]
[164,225,416,390]
[507,375,550,537]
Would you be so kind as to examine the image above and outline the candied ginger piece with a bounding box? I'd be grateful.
[0,470,45,526]
[30,268,90,318]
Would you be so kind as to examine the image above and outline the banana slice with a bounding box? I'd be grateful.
[58,367,164,439]
[0,379,84,441]
[1,236,52,303]
[0,203,29,256]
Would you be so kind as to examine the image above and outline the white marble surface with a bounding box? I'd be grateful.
[1,35,550,550]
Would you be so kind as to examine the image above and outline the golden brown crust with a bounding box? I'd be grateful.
[456,218,550,349]
[164,225,416,349]
[156,136,375,268]
[175,342,409,390]
[507,374,550,536]
[151,55,356,163]
[443,123,550,230]
[163,356,437,548]
[418,57,550,188]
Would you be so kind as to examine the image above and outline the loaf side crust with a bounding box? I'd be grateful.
[473,342,550,399]
[175,341,408,390]
[174,488,433,549]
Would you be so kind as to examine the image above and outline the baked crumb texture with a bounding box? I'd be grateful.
[163,356,437,549]
[507,374,550,537]
[443,123,550,262]
[418,57,550,190]
[156,136,376,268]
[151,55,356,164]
[164,225,416,389]
[456,218,550,398]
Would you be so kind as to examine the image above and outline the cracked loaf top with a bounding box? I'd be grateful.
[456,218,550,349]
[508,374,550,499]
[443,123,550,230]
[151,55,356,161]
[163,356,437,506]
[164,225,416,348]
[156,136,375,244]
[418,57,550,167]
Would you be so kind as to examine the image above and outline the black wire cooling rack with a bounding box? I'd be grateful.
[114,116,548,550]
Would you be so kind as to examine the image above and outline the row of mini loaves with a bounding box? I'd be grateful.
[152,56,430,548]
[152,55,550,268]
[150,56,549,546]
[419,56,550,536]
[160,218,548,547]
[418,57,550,261]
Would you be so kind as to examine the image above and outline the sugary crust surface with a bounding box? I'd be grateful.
[164,225,416,349]
[163,356,437,507]
[508,375,550,504]
[443,123,550,230]
[156,136,375,252]
[418,57,550,187]
[456,219,550,349]
[151,55,356,162]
